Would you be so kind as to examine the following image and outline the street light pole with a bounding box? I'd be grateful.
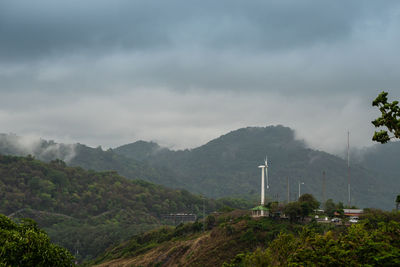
[202,195,205,232]
[298,181,304,199]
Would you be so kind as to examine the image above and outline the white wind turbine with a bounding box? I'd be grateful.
[258,155,269,216]
[258,164,265,207]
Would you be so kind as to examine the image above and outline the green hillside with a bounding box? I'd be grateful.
[115,126,394,209]
[88,209,400,267]
[88,210,303,267]
[0,155,248,261]
[0,134,183,189]
[112,140,165,161]
[1,126,397,210]
[69,144,185,189]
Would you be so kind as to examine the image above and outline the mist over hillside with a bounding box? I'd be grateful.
[0,133,76,162]
[0,134,185,189]
[115,125,396,209]
[0,125,398,209]
[353,141,400,179]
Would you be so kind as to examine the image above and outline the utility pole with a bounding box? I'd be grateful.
[287,177,290,204]
[75,239,80,262]
[202,196,205,232]
[347,131,351,207]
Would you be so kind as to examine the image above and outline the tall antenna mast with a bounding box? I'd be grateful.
[287,177,290,204]
[347,131,351,207]
[322,171,326,207]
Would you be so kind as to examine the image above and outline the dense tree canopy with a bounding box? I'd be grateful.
[283,202,302,223]
[0,214,73,266]
[225,210,400,266]
[323,199,344,217]
[372,91,400,143]
[282,194,320,222]
[244,221,400,266]
[298,193,320,218]
[0,155,251,261]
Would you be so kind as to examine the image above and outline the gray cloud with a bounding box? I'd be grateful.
[0,1,400,154]
[0,89,382,154]
[1,0,397,61]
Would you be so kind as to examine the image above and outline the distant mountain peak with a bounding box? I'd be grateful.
[202,125,303,150]
[114,140,168,161]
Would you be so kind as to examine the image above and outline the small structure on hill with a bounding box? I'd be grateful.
[251,205,269,217]
[343,209,363,217]
[162,213,197,225]
[334,209,364,217]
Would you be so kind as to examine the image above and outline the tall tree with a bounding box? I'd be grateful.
[372,91,400,143]
[298,193,320,219]
[324,199,337,217]
[0,214,74,266]
[283,202,302,223]
[396,195,400,211]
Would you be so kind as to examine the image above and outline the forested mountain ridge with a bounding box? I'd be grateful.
[0,126,397,209]
[69,144,185,189]
[0,134,184,189]
[115,126,394,209]
[0,155,245,261]
[113,140,165,161]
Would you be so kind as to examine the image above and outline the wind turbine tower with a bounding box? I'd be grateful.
[257,156,269,216]
[258,164,265,207]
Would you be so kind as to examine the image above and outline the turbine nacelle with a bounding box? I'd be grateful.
[258,165,265,168]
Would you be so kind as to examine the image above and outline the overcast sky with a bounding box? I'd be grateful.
[1,0,400,154]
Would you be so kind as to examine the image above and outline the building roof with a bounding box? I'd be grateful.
[343,209,363,214]
[251,205,269,211]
